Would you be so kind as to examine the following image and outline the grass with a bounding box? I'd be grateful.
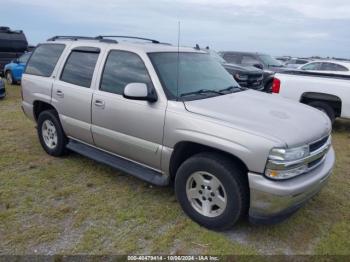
[0,84,349,255]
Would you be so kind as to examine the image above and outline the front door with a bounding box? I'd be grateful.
[91,50,166,170]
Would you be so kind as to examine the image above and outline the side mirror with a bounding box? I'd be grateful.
[253,63,264,70]
[123,83,157,102]
[13,58,19,64]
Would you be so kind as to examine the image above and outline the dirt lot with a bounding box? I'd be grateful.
[0,84,349,255]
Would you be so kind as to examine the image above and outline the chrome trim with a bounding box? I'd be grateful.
[267,136,331,171]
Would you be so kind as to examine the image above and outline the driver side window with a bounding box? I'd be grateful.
[100,50,153,95]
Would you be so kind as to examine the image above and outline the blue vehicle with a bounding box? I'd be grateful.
[4,52,31,84]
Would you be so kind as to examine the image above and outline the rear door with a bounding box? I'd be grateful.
[91,49,166,170]
[51,46,102,144]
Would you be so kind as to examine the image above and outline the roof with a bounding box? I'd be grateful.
[44,38,203,54]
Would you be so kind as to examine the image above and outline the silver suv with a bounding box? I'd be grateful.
[21,36,335,229]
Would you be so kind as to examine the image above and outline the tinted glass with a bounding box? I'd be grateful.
[258,55,283,67]
[301,62,322,70]
[296,60,308,64]
[321,62,348,71]
[223,53,240,64]
[100,50,153,95]
[25,44,65,76]
[61,51,99,88]
[149,52,240,100]
[242,55,260,65]
[18,53,31,64]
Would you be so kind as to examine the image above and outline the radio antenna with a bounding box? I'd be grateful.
[176,21,181,101]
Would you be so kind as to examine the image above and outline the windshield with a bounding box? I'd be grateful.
[148,52,240,100]
[208,50,226,64]
[258,54,283,67]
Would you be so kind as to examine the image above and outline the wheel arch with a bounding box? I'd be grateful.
[33,100,58,122]
[169,141,249,181]
[300,92,342,117]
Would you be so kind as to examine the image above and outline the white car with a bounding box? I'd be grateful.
[298,60,350,75]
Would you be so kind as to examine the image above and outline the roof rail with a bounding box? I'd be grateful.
[96,35,160,44]
[47,36,98,41]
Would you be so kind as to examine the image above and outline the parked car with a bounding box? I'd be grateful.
[22,36,335,229]
[285,58,311,69]
[219,51,284,92]
[275,56,291,65]
[0,78,5,99]
[0,26,28,76]
[4,52,31,84]
[272,71,350,123]
[204,48,264,91]
[298,60,350,75]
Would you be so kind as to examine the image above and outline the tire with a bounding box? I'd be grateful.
[5,71,14,85]
[308,101,335,124]
[264,81,273,93]
[37,110,67,156]
[175,152,248,230]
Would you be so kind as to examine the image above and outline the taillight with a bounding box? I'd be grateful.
[272,77,281,93]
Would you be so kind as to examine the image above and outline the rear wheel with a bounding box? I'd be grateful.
[175,152,248,230]
[308,101,335,124]
[37,110,67,156]
[5,71,14,85]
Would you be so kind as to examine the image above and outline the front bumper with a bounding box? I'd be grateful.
[248,146,335,224]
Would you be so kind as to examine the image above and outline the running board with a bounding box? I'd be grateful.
[66,140,169,186]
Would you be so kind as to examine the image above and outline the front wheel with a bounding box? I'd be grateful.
[175,153,248,230]
[37,110,67,156]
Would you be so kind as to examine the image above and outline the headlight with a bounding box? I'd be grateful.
[269,145,309,161]
[265,145,310,180]
[234,73,248,81]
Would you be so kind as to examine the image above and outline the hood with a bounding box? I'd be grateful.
[184,90,331,147]
[223,63,262,74]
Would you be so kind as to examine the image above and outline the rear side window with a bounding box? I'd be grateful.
[321,62,348,72]
[100,50,153,95]
[60,50,99,88]
[25,44,65,77]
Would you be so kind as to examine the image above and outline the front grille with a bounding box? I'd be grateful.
[310,136,329,152]
[248,74,263,81]
[308,157,323,169]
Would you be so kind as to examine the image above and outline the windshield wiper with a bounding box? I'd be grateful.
[219,85,243,93]
[180,89,224,98]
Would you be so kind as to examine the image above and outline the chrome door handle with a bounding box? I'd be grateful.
[94,99,105,108]
[56,90,64,98]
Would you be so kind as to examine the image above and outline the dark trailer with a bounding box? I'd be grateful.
[0,26,28,75]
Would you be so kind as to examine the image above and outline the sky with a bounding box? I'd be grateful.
[1,0,350,58]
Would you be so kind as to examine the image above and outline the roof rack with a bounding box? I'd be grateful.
[47,36,99,41]
[47,35,166,45]
[96,35,160,44]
